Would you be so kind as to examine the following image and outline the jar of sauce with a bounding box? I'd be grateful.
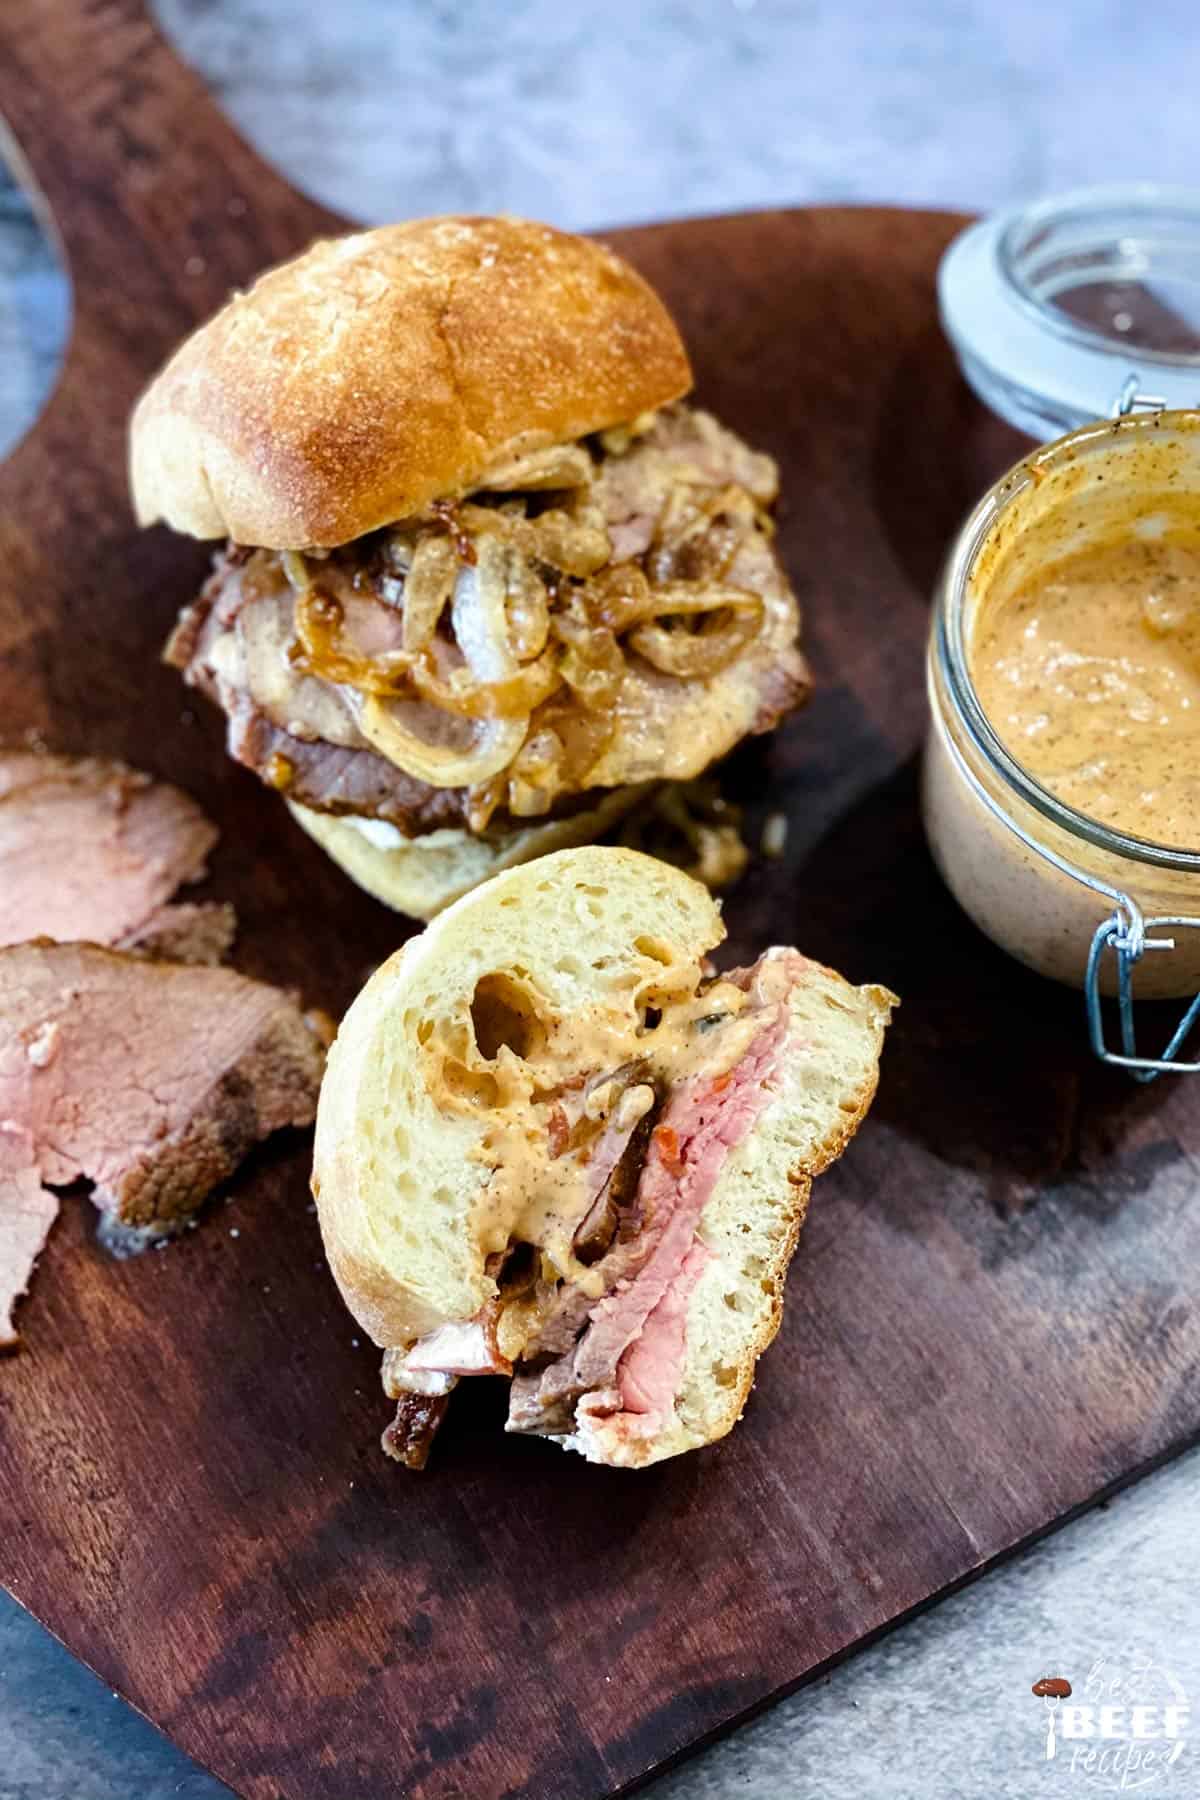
[927,186,1200,1052]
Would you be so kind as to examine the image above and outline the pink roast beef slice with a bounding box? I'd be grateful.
[118,900,237,966]
[0,941,326,1236]
[508,961,794,1437]
[577,1238,710,1436]
[0,750,217,950]
[0,1122,58,1352]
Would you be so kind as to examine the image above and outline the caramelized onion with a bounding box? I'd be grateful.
[504,727,564,815]
[588,570,761,643]
[586,563,654,632]
[410,649,562,720]
[273,428,774,798]
[280,550,311,593]
[630,591,764,679]
[400,535,458,652]
[477,444,593,491]
[452,538,518,681]
[505,553,552,659]
[456,503,610,578]
[288,565,414,696]
[649,484,762,584]
[352,540,537,783]
[532,502,611,576]
[357,696,527,788]
[552,605,624,709]
[517,695,617,806]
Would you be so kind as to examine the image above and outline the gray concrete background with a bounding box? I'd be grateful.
[1,2,1198,1795]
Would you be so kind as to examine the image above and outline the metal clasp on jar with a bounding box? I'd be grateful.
[940,698,1200,1082]
[1086,904,1200,1080]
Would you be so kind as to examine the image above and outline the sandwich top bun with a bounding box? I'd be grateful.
[130,216,692,549]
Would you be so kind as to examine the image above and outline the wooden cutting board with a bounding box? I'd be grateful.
[3,6,1199,1799]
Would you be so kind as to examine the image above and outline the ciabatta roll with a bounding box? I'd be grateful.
[312,846,895,1467]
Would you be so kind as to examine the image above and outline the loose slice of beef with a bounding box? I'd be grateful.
[117,900,237,967]
[0,1122,58,1352]
[0,941,326,1240]
[0,751,218,950]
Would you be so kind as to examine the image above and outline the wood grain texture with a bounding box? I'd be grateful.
[2,6,1200,1799]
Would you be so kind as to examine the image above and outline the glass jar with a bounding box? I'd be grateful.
[928,186,1200,1070]
[925,411,1200,1004]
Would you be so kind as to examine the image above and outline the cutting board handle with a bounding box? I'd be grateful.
[0,0,338,357]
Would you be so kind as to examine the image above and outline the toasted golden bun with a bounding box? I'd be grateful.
[287,785,653,921]
[311,846,895,1466]
[313,848,730,1345]
[130,216,692,549]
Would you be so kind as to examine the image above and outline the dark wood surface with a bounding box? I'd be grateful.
[2,6,1200,1799]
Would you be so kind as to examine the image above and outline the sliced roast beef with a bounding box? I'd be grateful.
[751,658,811,735]
[0,942,326,1242]
[571,1077,658,1264]
[225,700,474,832]
[380,951,811,1463]
[594,408,777,562]
[508,970,794,1441]
[0,1122,58,1352]
[180,586,596,834]
[0,751,218,950]
[119,900,237,967]
[169,552,484,832]
[166,405,807,832]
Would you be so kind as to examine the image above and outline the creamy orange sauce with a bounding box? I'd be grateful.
[459,974,765,1297]
[972,536,1200,849]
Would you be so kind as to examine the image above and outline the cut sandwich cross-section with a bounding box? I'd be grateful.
[312,846,895,1468]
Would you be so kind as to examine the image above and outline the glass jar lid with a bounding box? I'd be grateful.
[939,182,1200,440]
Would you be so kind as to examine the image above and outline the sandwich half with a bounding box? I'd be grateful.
[312,846,895,1468]
[131,215,810,919]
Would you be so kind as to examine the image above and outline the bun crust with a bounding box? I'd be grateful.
[287,786,652,921]
[312,848,726,1345]
[312,846,896,1467]
[130,216,693,548]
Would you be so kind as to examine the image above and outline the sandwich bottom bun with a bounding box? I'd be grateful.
[288,786,652,921]
[312,846,896,1468]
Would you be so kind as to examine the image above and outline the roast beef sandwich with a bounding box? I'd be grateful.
[312,846,895,1468]
[131,216,810,919]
